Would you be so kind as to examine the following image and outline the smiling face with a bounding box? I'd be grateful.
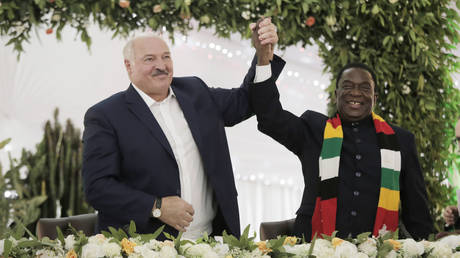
[124,36,173,101]
[335,67,377,122]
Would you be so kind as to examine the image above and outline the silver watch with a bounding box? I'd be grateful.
[152,197,162,218]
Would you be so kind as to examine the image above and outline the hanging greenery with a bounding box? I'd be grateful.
[1,0,459,232]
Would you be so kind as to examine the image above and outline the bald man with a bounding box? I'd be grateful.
[82,19,285,240]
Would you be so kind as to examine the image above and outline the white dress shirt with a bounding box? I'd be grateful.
[132,64,271,239]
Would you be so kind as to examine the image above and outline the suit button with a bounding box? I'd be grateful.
[353,191,360,196]
[355,154,362,160]
[353,127,359,133]
[356,138,362,144]
[355,171,362,177]
[351,211,357,216]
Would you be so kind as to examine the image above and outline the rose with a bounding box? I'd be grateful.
[153,4,162,13]
[46,28,53,34]
[119,0,130,8]
[305,16,315,27]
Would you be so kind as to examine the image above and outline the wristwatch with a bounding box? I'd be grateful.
[152,197,162,218]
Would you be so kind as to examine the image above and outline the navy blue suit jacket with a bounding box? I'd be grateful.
[82,56,285,238]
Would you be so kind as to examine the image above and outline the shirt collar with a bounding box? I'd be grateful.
[132,83,175,107]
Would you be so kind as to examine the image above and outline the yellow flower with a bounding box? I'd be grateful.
[121,238,137,255]
[65,249,78,258]
[256,241,272,254]
[283,236,298,246]
[385,239,401,250]
[332,237,344,248]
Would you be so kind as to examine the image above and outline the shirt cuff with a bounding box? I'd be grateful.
[254,64,272,83]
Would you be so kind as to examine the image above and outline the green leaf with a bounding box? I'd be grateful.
[383,36,391,46]
[56,226,66,246]
[371,4,379,15]
[128,220,138,237]
[3,239,12,258]
[356,232,371,244]
[0,138,11,149]
[418,74,425,91]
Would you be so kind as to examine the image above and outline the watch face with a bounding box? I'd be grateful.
[153,208,161,218]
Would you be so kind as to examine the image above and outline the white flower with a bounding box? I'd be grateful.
[358,238,377,257]
[82,243,106,258]
[335,240,359,257]
[159,245,178,257]
[325,16,336,26]
[51,14,61,21]
[402,85,411,94]
[389,0,398,3]
[378,224,389,237]
[452,252,460,258]
[88,234,107,245]
[14,25,25,34]
[400,238,424,257]
[312,239,335,257]
[64,235,76,250]
[103,242,122,257]
[385,250,398,258]
[438,234,460,250]
[356,252,370,258]
[200,15,210,24]
[36,249,61,258]
[284,243,311,257]
[241,11,250,20]
[430,241,453,257]
[133,244,158,257]
[398,36,404,42]
[212,243,229,256]
[184,0,191,5]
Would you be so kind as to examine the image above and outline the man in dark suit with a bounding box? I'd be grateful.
[249,33,433,240]
[82,18,283,240]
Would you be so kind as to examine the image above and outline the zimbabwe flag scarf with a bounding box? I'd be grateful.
[311,112,401,239]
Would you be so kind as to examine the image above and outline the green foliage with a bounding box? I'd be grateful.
[223,225,258,251]
[0,0,459,232]
[0,108,93,238]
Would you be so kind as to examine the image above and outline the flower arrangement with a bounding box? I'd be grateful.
[1,222,460,258]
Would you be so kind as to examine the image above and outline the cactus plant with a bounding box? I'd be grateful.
[0,108,93,237]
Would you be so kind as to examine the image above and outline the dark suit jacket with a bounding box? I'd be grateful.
[82,55,285,239]
[249,76,433,241]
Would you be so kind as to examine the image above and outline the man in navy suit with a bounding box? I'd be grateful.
[82,18,284,239]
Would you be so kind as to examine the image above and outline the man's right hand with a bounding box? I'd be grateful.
[158,196,194,232]
[443,205,459,226]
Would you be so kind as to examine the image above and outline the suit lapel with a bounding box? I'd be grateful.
[124,85,174,159]
[171,83,205,157]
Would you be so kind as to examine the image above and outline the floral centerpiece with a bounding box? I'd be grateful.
[1,222,460,257]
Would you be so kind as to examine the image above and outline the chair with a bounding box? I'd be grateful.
[36,213,98,239]
[259,218,295,240]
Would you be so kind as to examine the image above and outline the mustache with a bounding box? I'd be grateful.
[152,69,169,77]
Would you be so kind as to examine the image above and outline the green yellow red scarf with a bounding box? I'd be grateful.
[311,112,401,238]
